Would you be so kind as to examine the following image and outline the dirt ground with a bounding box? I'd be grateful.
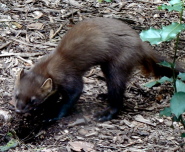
[1,0,185,151]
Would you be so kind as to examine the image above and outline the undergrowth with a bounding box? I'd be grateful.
[140,0,185,137]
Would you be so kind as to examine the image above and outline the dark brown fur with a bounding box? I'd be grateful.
[14,17,181,121]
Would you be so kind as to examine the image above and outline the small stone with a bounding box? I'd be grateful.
[64,129,69,134]
[78,128,89,136]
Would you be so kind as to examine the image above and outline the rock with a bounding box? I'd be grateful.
[0,109,11,124]
[78,128,89,136]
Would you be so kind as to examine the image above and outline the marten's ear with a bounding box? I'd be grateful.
[20,69,26,78]
[15,69,26,86]
[41,78,53,93]
[18,69,26,79]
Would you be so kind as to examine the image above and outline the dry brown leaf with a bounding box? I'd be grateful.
[134,115,156,126]
[49,29,54,39]
[12,22,22,29]
[68,141,94,152]
[27,23,44,30]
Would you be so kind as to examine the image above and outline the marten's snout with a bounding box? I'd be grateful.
[15,100,28,114]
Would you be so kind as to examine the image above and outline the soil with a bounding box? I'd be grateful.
[0,0,185,151]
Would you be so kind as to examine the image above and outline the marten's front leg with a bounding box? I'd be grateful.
[49,77,83,122]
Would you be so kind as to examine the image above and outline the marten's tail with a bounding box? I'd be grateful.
[140,53,184,78]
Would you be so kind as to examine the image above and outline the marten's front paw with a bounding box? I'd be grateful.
[93,107,118,122]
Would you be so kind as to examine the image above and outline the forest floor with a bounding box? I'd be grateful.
[0,0,185,151]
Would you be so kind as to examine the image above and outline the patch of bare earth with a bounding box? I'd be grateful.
[0,0,185,151]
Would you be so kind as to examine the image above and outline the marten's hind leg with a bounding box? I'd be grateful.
[94,63,129,121]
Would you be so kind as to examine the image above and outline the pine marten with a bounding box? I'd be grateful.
[14,17,181,122]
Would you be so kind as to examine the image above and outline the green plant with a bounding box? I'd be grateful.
[140,0,185,136]
[97,0,112,2]
[0,132,19,151]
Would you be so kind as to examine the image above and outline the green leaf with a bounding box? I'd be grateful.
[161,22,185,41]
[170,92,185,118]
[144,76,172,88]
[140,28,161,45]
[178,72,185,81]
[158,61,173,68]
[104,0,112,2]
[172,114,180,122]
[158,6,163,10]
[170,0,182,5]
[176,79,185,92]
[0,139,19,152]
[144,80,158,88]
[158,76,173,83]
[159,0,183,12]
[181,133,185,137]
[160,3,182,12]
[160,107,172,117]
[140,23,185,45]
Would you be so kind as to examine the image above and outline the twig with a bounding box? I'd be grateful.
[135,0,162,4]
[62,9,78,18]
[0,52,44,58]
[12,7,61,13]
[10,37,57,48]
[50,23,66,39]
[16,56,33,65]
[10,37,48,48]
[0,41,11,50]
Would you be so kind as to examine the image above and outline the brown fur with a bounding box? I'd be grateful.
[14,17,181,121]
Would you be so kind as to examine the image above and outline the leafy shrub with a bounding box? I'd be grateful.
[140,0,185,136]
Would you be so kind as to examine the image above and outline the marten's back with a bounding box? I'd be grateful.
[55,18,154,72]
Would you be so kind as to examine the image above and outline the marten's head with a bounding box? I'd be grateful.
[14,69,54,113]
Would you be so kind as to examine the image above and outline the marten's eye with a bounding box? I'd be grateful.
[15,95,19,100]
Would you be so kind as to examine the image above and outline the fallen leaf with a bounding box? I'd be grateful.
[134,115,156,126]
[27,23,44,30]
[32,11,43,19]
[68,141,94,152]
[12,22,22,29]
